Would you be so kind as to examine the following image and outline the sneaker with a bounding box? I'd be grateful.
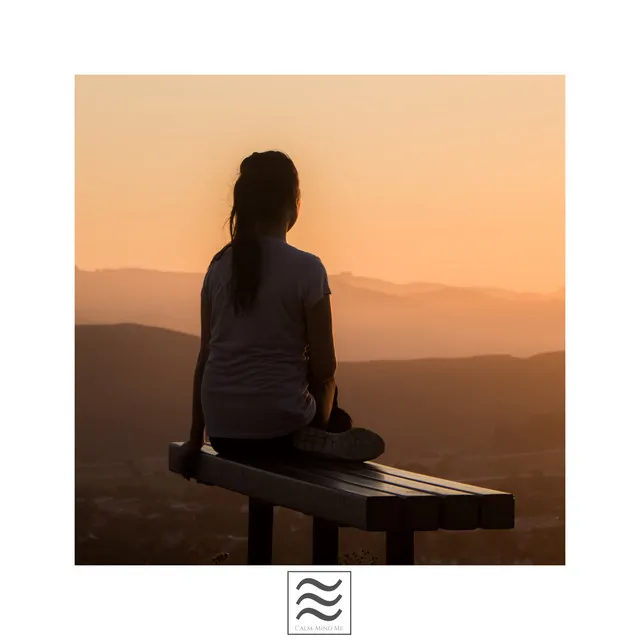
[292,426,385,462]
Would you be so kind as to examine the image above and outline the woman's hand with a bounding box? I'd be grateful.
[175,439,203,480]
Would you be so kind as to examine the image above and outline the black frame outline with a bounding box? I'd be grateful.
[287,570,352,636]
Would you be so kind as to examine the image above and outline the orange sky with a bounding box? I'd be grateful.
[75,75,564,292]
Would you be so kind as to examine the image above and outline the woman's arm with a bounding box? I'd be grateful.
[305,293,337,427]
[188,286,212,445]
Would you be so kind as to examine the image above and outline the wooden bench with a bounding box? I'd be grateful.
[168,442,515,564]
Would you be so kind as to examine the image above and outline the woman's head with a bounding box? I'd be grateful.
[227,151,300,314]
[233,151,300,234]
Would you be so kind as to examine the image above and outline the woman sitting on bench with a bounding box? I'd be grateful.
[177,150,384,473]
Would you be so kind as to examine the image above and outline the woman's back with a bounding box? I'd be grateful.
[202,236,331,439]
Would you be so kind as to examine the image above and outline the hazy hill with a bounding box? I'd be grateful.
[75,267,564,360]
[75,323,564,465]
[75,267,200,332]
[333,272,445,296]
[335,271,554,301]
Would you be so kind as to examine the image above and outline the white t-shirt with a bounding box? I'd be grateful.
[201,236,331,439]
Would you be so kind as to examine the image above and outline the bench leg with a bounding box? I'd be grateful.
[386,530,415,565]
[312,518,339,565]
[247,498,274,565]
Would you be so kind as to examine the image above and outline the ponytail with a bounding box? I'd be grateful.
[226,151,299,315]
[229,174,262,315]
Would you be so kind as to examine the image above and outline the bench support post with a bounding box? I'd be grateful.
[386,530,415,565]
[312,518,339,565]
[247,498,273,565]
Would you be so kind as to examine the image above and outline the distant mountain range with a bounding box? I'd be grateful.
[333,271,565,301]
[75,267,564,361]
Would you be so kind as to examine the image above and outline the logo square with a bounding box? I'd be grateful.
[287,571,352,635]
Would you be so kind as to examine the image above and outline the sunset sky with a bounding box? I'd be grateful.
[75,75,564,292]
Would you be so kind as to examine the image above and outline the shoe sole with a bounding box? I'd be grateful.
[292,427,385,462]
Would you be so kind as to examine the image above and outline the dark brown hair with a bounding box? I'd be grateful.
[223,151,300,315]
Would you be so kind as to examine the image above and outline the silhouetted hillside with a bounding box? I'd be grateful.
[75,267,565,360]
[75,324,564,565]
[75,324,199,463]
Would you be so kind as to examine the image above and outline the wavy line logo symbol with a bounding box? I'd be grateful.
[288,571,352,635]
[296,578,343,621]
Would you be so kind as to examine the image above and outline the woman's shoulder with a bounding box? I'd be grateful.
[281,244,330,305]
[211,243,232,265]
[281,241,326,271]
